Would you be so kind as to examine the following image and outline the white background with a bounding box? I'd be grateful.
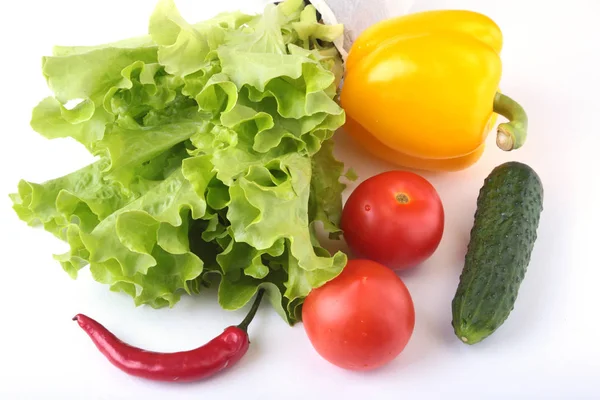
[1,0,599,399]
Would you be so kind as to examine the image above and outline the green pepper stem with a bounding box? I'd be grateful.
[492,92,528,151]
[237,289,265,332]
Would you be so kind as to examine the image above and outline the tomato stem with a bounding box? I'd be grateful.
[395,193,410,204]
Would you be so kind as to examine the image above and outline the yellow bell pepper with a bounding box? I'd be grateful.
[340,10,528,172]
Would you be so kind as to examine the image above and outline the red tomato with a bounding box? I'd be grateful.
[341,170,444,270]
[302,259,415,371]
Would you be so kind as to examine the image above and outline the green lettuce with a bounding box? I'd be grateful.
[10,0,351,324]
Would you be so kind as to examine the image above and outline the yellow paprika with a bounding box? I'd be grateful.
[340,10,528,172]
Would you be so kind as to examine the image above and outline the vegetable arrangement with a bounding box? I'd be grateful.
[10,0,544,382]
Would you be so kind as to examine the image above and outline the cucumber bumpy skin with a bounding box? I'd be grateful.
[451,161,544,345]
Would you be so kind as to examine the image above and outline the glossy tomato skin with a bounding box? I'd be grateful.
[302,259,415,371]
[341,171,444,270]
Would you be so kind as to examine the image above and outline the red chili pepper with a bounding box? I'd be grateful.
[73,289,264,382]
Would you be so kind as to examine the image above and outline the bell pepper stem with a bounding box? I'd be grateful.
[492,92,528,151]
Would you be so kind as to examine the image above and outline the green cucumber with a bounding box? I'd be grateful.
[451,161,544,345]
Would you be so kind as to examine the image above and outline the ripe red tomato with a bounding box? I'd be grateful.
[341,170,444,270]
[302,259,415,371]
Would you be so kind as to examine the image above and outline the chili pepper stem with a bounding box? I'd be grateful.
[493,92,528,151]
[237,289,265,332]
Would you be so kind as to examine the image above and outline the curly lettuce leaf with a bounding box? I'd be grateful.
[149,0,252,78]
[10,160,130,239]
[309,139,356,239]
[11,0,349,324]
[58,160,213,305]
[42,47,158,104]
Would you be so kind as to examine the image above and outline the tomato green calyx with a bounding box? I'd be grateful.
[395,193,410,204]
